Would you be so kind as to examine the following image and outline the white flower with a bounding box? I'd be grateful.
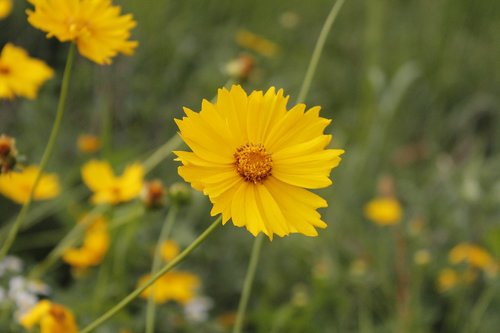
[184,296,213,323]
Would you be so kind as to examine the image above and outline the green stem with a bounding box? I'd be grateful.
[232,234,265,333]
[80,216,222,333]
[145,206,178,333]
[142,135,183,174]
[28,205,106,279]
[0,44,76,260]
[295,0,347,104]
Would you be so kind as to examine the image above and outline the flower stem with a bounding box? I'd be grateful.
[0,44,76,260]
[80,216,222,333]
[142,134,183,174]
[232,234,265,333]
[295,0,347,104]
[145,206,178,333]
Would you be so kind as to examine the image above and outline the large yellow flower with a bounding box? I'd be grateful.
[20,300,79,333]
[0,0,13,20]
[0,43,54,100]
[0,165,60,204]
[174,85,344,239]
[27,0,138,65]
[81,160,144,204]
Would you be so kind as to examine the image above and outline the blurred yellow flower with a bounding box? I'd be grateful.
[63,215,109,271]
[20,300,78,333]
[138,271,200,304]
[175,85,344,239]
[160,240,180,262]
[77,134,101,153]
[81,160,144,205]
[0,43,54,100]
[448,243,493,269]
[414,249,431,266]
[437,268,459,292]
[0,0,12,20]
[27,0,138,65]
[364,197,402,226]
[0,165,60,204]
[236,30,279,58]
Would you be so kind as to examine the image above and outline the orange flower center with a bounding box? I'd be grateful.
[234,143,272,184]
[0,64,11,75]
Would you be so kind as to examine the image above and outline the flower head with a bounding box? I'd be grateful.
[81,160,144,205]
[20,300,78,333]
[0,165,60,204]
[448,243,493,269]
[77,134,101,153]
[160,240,180,262]
[0,43,54,100]
[364,197,402,226]
[62,215,109,272]
[138,271,200,305]
[0,0,13,20]
[27,0,138,65]
[174,85,344,239]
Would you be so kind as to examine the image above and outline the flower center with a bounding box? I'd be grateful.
[0,64,11,75]
[234,143,272,184]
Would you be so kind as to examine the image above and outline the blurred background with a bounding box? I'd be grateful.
[1,0,499,332]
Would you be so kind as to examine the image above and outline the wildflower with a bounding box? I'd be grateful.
[140,179,166,208]
[138,271,200,305]
[0,43,53,100]
[77,134,101,153]
[448,243,494,269]
[0,134,18,174]
[62,215,109,272]
[0,165,60,204]
[364,197,402,226]
[0,0,12,20]
[175,85,344,239]
[414,249,431,266]
[20,300,78,333]
[81,160,144,204]
[437,268,459,292]
[223,54,255,81]
[27,0,138,65]
[235,30,279,58]
[160,240,180,262]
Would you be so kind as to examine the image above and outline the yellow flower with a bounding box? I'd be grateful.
[414,249,431,266]
[138,271,200,304]
[63,215,109,271]
[448,243,493,269]
[0,0,13,20]
[364,197,402,226]
[77,134,101,153]
[0,43,54,100]
[20,300,78,333]
[160,240,180,262]
[174,85,344,239]
[236,30,279,58]
[27,0,138,65]
[0,165,60,204]
[81,160,144,205]
[437,268,459,292]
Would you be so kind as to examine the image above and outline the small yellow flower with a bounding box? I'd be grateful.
[175,85,344,239]
[77,134,101,153]
[364,197,402,226]
[414,249,431,266]
[235,30,279,58]
[437,268,459,292]
[0,43,54,100]
[81,160,144,205]
[0,165,60,204]
[63,215,109,271]
[0,0,13,20]
[138,271,200,304]
[27,0,138,65]
[448,243,493,269]
[20,300,78,333]
[160,240,180,262]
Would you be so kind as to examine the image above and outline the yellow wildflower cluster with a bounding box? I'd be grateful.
[20,300,78,333]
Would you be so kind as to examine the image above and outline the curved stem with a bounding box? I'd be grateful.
[232,234,265,333]
[295,0,347,104]
[80,216,222,333]
[142,135,183,174]
[0,44,76,260]
[145,206,178,333]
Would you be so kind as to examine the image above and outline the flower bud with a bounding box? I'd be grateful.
[168,182,191,206]
[141,179,166,208]
[0,134,18,174]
